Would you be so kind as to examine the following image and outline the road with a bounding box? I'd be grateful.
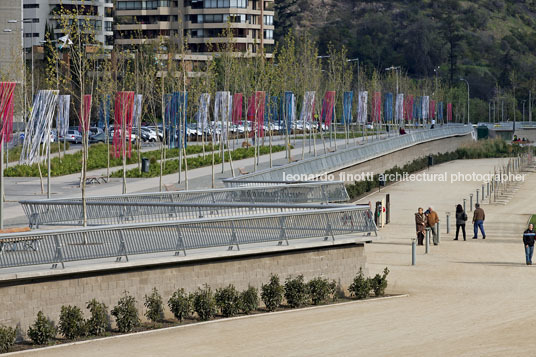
[13,157,536,356]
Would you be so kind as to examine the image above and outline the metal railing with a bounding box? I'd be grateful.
[228,125,473,182]
[0,206,377,269]
[20,201,360,227]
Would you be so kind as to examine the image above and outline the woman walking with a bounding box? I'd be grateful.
[415,207,426,246]
[454,204,467,241]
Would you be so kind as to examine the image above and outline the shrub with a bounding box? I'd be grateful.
[215,285,240,317]
[27,311,56,345]
[111,291,140,333]
[239,286,259,314]
[284,275,309,308]
[58,305,87,339]
[261,274,284,312]
[0,325,16,353]
[193,285,217,321]
[370,267,390,297]
[86,299,110,336]
[308,277,333,305]
[168,288,193,322]
[144,287,164,323]
[348,268,371,300]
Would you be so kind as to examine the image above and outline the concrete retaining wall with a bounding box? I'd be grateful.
[331,134,473,183]
[0,240,366,332]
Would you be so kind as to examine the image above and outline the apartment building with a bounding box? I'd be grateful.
[115,0,275,59]
[0,0,23,81]
[22,0,114,50]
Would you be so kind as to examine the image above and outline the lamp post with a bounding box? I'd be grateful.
[522,100,526,122]
[459,78,470,124]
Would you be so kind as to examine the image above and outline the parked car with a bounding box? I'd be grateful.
[109,129,139,143]
[140,127,158,142]
[89,132,106,143]
[60,130,82,144]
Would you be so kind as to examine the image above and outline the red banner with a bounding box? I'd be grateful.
[404,95,413,122]
[321,91,336,126]
[430,100,436,119]
[247,91,265,138]
[78,95,92,133]
[0,82,16,144]
[372,92,382,122]
[447,103,452,122]
[113,91,135,158]
[232,93,243,124]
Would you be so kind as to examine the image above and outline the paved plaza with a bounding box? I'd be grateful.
[11,157,536,356]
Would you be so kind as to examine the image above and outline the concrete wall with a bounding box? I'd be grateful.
[330,134,474,183]
[0,240,366,332]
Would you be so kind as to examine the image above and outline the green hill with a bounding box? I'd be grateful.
[275,0,536,102]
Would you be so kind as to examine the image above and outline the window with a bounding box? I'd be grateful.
[263,15,273,26]
[205,0,246,8]
[105,21,113,31]
[23,4,39,8]
[264,29,273,39]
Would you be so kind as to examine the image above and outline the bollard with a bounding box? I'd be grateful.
[482,184,485,199]
[463,199,466,212]
[412,239,416,266]
[446,213,450,234]
[425,228,430,254]
[437,222,440,243]
[470,194,473,211]
[487,182,490,198]
[476,189,479,205]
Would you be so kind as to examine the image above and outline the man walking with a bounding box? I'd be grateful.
[523,223,535,265]
[427,206,440,245]
[472,203,486,239]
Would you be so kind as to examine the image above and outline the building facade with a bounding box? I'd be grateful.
[22,0,114,50]
[0,0,23,81]
[115,0,275,58]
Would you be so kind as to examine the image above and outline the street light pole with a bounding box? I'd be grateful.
[460,78,470,125]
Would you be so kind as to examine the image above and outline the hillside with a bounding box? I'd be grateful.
[275,0,536,102]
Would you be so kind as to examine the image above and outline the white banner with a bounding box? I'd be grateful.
[357,91,368,123]
[56,95,70,138]
[133,94,143,127]
[196,93,210,133]
[395,93,404,123]
[422,96,429,120]
[21,90,59,164]
[214,91,232,142]
[299,91,315,124]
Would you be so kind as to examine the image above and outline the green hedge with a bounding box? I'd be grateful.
[111,145,287,178]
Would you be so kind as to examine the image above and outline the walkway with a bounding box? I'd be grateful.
[14,157,535,356]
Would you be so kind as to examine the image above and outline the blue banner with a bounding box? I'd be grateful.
[342,91,353,125]
[284,91,294,134]
[438,102,443,120]
[166,92,187,148]
[384,92,393,122]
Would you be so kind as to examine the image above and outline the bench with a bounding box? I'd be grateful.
[80,176,108,186]
[0,227,40,253]
[289,156,299,163]
[238,167,249,175]
[164,184,177,192]
[327,147,336,153]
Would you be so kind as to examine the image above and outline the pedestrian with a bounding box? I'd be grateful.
[472,203,486,239]
[454,204,467,241]
[426,206,440,245]
[523,223,535,265]
[415,207,426,246]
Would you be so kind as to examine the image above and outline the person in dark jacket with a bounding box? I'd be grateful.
[454,204,467,241]
[523,223,535,265]
[415,207,426,246]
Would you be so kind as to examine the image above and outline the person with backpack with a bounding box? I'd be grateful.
[454,204,468,241]
[523,223,535,265]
